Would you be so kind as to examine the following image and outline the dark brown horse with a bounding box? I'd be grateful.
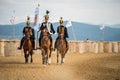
[23,32,33,63]
[40,28,51,65]
[56,33,68,64]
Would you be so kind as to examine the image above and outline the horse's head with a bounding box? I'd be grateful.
[59,33,64,39]
[42,28,48,36]
[25,31,30,40]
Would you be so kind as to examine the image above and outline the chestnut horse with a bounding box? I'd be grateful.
[56,33,68,64]
[40,28,51,65]
[23,32,33,63]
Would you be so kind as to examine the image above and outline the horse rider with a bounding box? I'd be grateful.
[18,16,36,50]
[39,10,55,50]
[54,17,69,51]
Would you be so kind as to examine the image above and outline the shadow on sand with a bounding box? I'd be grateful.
[0,61,44,69]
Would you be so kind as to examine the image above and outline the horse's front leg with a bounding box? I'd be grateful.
[45,50,49,65]
[48,50,51,65]
[24,51,28,64]
[57,50,59,64]
[61,53,65,64]
[42,50,45,65]
[24,53,28,63]
[26,52,29,63]
[30,52,33,63]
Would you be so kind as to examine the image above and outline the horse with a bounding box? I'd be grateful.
[23,32,33,63]
[40,28,52,65]
[56,33,68,64]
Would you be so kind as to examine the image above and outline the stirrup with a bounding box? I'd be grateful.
[17,47,22,50]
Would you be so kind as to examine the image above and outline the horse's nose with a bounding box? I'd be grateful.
[43,29,46,32]
[27,38,30,40]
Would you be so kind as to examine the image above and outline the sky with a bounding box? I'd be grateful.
[0,0,120,25]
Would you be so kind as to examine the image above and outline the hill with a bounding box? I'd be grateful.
[109,24,120,29]
[0,21,120,41]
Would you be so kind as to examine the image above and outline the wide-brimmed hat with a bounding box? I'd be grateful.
[26,16,30,25]
[59,17,63,24]
[44,10,50,20]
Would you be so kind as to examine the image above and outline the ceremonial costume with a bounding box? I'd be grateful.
[18,17,35,50]
[39,10,55,49]
[54,17,69,50]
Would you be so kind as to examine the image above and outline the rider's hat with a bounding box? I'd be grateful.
[26,21,30,25]
[26,16,30,25]
[59,17,63,24]
[44,10,50,20]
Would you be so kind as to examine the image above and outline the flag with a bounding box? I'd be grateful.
[10,10,15,24]
[100,24,105,30]
[34,5,39,26]
[66,20,72,27]
[34,15,37,26]
[35,6,39,15]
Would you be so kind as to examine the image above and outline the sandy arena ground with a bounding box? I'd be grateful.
[0,52,120,80]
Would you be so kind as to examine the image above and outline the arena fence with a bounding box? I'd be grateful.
[0,40,120,56]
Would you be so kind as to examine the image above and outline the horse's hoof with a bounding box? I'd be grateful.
[48,59,51,64]
[33,48,37,50]
[17,47,22,50]
[25,62,28,64]
[43,65,46,68]
[61,62,64,65]
[25,60,28,64]
[60,63,63,65]
[51,48,54,51]
[48,63,51,65]
[33,52,35,54]
[37,47,41,49]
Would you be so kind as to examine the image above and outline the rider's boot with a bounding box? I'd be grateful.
[18,37,25,50]
[37,37,42,49]
[32,40,36,50]
[54,37,58,51]
[65,39,69,53]
[18,39,24,50]
[54,40,57,51]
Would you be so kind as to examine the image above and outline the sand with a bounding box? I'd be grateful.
[0,53,120,80]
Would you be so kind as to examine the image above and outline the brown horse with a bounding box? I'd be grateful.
[56,33,68,64]
[40,28,51,65]
[23,32,33,63]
